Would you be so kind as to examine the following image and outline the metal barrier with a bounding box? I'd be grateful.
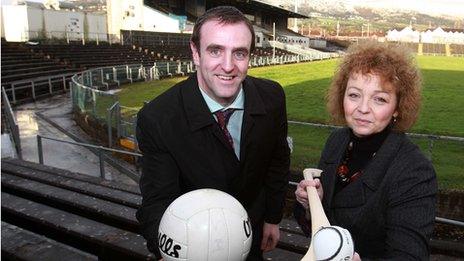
[71,56,464,160]
[1,87,22,159]
[26,31,120,45]
[71,54,332,145]
[34,134,464,231]
[36,134,141,179]
[3,72,77,104]
[107,101,121,147]
[288,120,464,160]
[288,181,464,228]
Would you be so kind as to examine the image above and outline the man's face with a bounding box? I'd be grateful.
[191,20,252,106]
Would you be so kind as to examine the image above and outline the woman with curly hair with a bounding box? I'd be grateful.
[294,41,437,260]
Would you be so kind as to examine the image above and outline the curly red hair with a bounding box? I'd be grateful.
[327,41,422,131]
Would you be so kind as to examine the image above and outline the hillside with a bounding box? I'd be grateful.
[261,0,462,36]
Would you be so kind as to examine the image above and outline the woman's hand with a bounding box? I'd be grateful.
[295,178,323,209]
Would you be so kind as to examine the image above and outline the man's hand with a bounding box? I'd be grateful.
[352,252,361,261]
[260,222,280,252]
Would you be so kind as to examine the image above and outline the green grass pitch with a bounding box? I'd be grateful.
[117,56,464,190]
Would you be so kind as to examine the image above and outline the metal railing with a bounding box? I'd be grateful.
[71,54,329,145]
[1,87,22,159]
[25,31,121,45]
[288,120,464,160]
[287,181,464,228]
[34,134,463,231]
[3,72,77,104]
[36,135,141,179]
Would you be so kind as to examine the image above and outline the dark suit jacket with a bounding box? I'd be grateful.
[136,74,290,259]
[317,128,437,260]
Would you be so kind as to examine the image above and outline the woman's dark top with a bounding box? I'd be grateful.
[294,127,437,260]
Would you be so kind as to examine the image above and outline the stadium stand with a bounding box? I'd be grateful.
[1,39,78,87]
[149,44,192,60]
[450,44,464,56]
[423,43,447,55]
[2,222,98,261]
[2,157,463,259]
[1,158,154,260]
[394,42,420,53]
[121,30,192,61]
[253,47,294,57]
[28,43,159,69]
[0,157,308,260]
[122,30,295,60]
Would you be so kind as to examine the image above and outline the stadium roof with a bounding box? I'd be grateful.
[210,0,309,18]
[250,0,309,18]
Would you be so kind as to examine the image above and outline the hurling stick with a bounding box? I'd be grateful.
[301,168,330,261]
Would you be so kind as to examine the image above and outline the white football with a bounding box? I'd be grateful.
[313,226,354,261]
[158,189,253,261]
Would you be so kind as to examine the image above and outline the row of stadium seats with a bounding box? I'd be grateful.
[1,40,78,85]
[2,156,462,259]
[387,42,464,55]
[253,47,294,56]
[0,157,308,260]
[28,43,159,69]
[1,38,298,89]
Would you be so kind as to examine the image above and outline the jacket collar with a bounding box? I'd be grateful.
[241,76,266,116]
[324,129,404,209]
[181,74,266,132]
[324,129,404,191]
[361,131,404,191]
[181,74,216,132]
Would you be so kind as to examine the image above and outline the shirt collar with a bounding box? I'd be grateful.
[199,85,244,113]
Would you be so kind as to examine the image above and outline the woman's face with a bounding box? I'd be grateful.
[343,73,398,137]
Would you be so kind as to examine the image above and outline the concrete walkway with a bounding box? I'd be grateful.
[11,93,137,186]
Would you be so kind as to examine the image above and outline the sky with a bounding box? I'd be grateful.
[346,0,464,18]
[2,0,464,18]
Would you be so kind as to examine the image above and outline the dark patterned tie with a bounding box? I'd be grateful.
[214,108,235,148]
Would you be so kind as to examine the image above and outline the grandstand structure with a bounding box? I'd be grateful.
[1,0,335,104]
[384,26,464,57]
[387,26,464,44]
[2,2,464,260]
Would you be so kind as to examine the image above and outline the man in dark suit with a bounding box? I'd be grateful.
[136,6,290,260]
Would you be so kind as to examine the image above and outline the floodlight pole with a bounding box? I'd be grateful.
[293,0,298,32]
[273,22,276,63]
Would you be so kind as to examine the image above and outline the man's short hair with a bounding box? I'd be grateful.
[191,5,255,52]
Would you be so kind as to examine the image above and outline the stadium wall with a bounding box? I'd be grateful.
[107,0,180,40]
[1,5,28,41]
[1,4,106,42]
[1,4,5,39]
[143,5,180,33]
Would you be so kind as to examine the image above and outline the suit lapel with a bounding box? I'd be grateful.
[323,129,350,209]
[182,74,215,132]
[361,131,404,191]
[240,77,266,163]
[181,74,238,154]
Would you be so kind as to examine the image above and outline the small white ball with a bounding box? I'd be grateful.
[313,226,354,260]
